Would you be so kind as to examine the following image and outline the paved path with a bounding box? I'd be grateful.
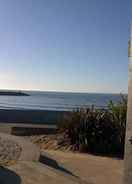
[41,150,124,184]
[7,161,90,184]
[0,133,91,184]
[0,132,124,184]
[2,150,123,184]
[0,148,124,184]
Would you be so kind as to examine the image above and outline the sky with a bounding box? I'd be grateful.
[0,0,131,93]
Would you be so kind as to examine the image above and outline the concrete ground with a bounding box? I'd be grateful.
[41,150,124,184]
[0,126,124,184]
[0,148,124,184]
[7,161,89,184]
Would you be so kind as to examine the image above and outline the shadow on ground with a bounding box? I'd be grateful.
[39,154,77,178]
[0,166,21,184]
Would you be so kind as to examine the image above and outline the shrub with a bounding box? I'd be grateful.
[107,94,127,156]
[58,95,127,158]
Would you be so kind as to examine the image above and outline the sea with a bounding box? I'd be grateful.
[0,91,124,111]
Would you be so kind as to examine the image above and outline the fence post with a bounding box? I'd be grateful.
[124,24,132,183]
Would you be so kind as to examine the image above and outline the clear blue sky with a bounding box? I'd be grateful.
[0,0,131,93]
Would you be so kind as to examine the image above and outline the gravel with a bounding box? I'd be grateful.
[25,133,73,152]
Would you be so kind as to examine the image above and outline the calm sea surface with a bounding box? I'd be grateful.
[0,91,124,111]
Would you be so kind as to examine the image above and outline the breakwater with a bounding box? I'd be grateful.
[0,91,29,96]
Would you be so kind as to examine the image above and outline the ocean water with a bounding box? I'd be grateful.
[0,91,124,111]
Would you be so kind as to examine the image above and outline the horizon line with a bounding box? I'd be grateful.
[0,88,127,95]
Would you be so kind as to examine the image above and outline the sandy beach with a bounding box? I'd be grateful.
[0,109,65,124]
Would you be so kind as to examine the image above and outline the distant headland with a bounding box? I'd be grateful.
[0,91,30,96]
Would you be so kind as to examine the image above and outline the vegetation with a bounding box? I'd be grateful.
[58,95,127,158]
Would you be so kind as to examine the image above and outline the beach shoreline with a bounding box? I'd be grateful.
[0,109,66,125]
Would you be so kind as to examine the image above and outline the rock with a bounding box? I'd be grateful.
[0,137,21,165]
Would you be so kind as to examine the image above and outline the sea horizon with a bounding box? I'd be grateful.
[0,90,125,111]
[0,88,127,95]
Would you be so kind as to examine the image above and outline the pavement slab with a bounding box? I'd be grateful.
[41,150,124,184]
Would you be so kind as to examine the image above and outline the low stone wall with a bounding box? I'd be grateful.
[11,126,57,136]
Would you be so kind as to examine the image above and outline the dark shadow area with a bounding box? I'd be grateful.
[0,166,21,184]
[39,154,78,178]
[90,151,124,160]
[11,126,56,136]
